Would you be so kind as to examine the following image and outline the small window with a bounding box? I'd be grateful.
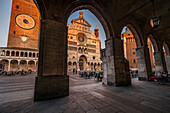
[73,56,75,59]
[93,56,95,60]
[133,59,136,63]
[133,52,135,55]
[128,34,130,36]
[132,48,135,50]
[71,37,73,39]
[16,5,19,9]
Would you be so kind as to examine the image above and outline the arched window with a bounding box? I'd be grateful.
[6,51,10,56]
[0,50,5,56]
[33,53,35,57]
[11,51,15,56]
[21,52,24,57]
[29,52,32,57]
[16,51,19,57]
[25,52,28,57]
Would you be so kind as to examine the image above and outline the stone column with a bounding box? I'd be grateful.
[112,37,131,86]
[136,46,152,80]
[4,51,6,56]
[154,51,164,72]
[18,60,20,71]
[8,60,11,71]
[103,37,131,86]
[9,51,11,57]
[19,52,21,57]
[34,60,36,72]
[166,55,170,74]
[26,60,29,71]
[34,19,69,101]
[77,61,79,72]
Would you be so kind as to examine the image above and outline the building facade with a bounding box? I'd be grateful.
[67,11,102,72]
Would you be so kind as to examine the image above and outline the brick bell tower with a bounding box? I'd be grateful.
[7,0,40,49]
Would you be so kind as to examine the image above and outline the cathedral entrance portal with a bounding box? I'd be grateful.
[79,55,87,71]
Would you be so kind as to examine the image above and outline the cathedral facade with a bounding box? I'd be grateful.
[67,11,102,72]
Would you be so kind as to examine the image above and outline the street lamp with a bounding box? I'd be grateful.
[150,0,160,28]
[150,16,160,28]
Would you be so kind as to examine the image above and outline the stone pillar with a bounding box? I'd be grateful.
[103,37,131,86]
[34,61,36,72]
[19,52,21,57]
[136,46,152,80]
[4,51,6,56]
[166,55,170,74]
[112,37,131,86]
[154,51,164,72]
[101,53,107,84]
[18,60,20,71]
[26,61,29,71]
[77,61,79,72]
[34,19,69,101]
[8,60,11,71]
[9,51,11,56]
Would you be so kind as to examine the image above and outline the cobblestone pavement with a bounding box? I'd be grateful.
[0,73,170,113]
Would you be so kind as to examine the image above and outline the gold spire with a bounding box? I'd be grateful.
[79,10,83,18]
[95,26,98,30]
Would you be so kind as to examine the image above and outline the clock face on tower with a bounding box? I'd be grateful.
[15,14,36,30]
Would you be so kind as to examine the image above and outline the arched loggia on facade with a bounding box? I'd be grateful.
[34,0,131,101]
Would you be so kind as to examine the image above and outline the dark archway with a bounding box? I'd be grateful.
[79,55,87,71]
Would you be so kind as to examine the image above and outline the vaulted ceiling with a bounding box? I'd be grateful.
[34,0,170,48]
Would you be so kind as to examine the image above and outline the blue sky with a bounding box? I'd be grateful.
[0,0,12,47]
[0,0,126,49]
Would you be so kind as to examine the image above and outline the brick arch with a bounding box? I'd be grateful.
[33,0,47,19]
[64,1,115,39]
[163,41,170,55]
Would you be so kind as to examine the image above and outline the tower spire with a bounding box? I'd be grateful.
[79,10,83,18]
[94,26,99,37]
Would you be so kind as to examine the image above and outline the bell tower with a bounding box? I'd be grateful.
[7,0,40,49]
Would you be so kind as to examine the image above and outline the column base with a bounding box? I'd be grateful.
[102,74,131,87]
[34,75,69,101]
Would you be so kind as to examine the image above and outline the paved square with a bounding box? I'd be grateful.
[0,73,170,113]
